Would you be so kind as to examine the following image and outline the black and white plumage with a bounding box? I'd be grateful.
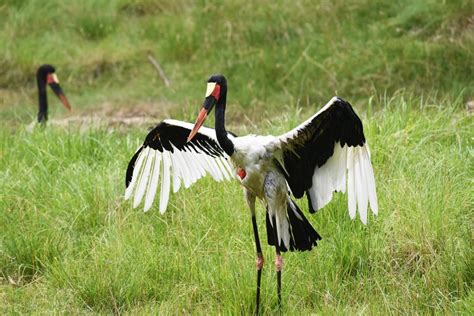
[277,96,378,223]
[124,75,378,312]
[125,120,233,213]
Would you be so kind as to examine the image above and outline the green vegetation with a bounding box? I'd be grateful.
[1,0,473,120]
[0,0,473,314]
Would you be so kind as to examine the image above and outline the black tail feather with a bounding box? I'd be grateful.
[266,210,276,247]
[306,190,317,213]
[266,200,321,252]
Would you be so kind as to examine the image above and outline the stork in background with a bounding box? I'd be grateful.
[124,75,378,313]
[36,64,71,123]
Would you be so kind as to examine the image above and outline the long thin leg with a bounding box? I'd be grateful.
[252,215,263,314]
[246,190,263,315]
[272,215,282,308]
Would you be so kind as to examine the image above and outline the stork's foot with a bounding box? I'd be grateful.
[275,254,282,271]
[256,253,264,270]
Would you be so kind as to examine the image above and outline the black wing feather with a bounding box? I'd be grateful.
[125,146,143,188]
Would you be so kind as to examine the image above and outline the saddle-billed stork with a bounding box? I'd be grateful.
[124,75,378,313]
[36,64,71,123]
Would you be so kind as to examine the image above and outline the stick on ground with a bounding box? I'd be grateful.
[147,55,171,87]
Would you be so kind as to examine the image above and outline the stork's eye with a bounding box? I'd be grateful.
[205,82,221,100]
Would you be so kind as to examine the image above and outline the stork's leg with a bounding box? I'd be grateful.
[246,190,263,315]
[272,215,282,308]
[252,214,263,314]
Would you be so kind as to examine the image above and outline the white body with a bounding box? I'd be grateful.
[231,134,280,197]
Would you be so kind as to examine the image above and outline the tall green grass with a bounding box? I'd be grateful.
[1,94,472,314]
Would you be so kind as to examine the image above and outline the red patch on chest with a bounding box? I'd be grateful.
[237,167,247,180]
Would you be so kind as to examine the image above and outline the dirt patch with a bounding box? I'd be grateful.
[88,101,168,119]
[24,101,174,132]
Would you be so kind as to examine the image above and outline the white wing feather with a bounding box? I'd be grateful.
[144,151,161,212]
[174,149,192,188]
[307,143,377,223]
[133,148,154,208]
[347,147,357,220]
[363,147,378,214]
[169,147,182,193]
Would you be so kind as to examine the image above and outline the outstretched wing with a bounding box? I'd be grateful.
[276,97,378,224]
[124,119,234,213]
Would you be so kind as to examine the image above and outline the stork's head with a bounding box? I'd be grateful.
[187,74,227,142]
[37,64,72,112]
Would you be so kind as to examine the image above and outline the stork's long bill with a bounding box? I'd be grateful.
[47,73,72,111]
[187,82,221,142]
[187,108,207,142]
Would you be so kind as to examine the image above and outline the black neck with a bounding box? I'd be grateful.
[214,88,235,156]
[37,77,48,123]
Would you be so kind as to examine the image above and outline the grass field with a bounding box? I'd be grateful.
[1,0,473,314]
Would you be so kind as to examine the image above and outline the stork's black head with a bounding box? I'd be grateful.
[36,64,72,117]
[37,64,56,83]
[187,74,227,142]
[207,74,227,87]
